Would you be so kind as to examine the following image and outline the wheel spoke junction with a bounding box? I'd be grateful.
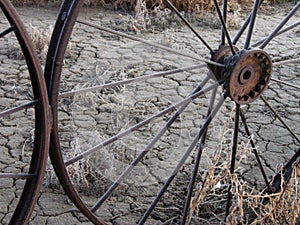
[45,0,299,224]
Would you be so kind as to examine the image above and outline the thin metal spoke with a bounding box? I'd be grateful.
[0,100,39,118]
[65,77,219,166]
[163,0,213,54]
[245,0,261,49]
[0,173,35,179]
[213,0,235,54]
[76,20,224,68]
[225,103,240,219]
[181,86,218,225]
[138,94,226,225]
[260,2,300,49]
[0,25,15,38]
[91,79,219,212]
[260,96,300,143]
[233,0,264,45]
[269,148,300,193]
[270,77,300,90]
[221,0,228,45]
[240,111,271,192]
[273,57,300,67]
[59,64,207,99]
[252,21,300,47]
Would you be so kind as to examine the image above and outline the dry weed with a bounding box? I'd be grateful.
[185,106,299,224]
[11,0,296,9]
[27,24,53,62]
[7,24,53,61]
[27,24,72,62]
[189,151,299,224]
[226,168,300,224]
[125,0,152,33]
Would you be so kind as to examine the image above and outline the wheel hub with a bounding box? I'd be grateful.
[208,45,239,81]
[226,49,272,104]
[210,48,272,104]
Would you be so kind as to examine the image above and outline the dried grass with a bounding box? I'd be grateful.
[11,0,295,10]
[190,164,299,225]
[6,23,53,61]
[187,115,300,224]
[27,24,53,62]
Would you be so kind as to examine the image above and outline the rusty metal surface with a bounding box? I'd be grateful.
[44,0,105,224]
[0,0,50,224]
[226,49,272,104]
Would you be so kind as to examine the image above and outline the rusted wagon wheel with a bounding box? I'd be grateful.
[45,0,299,224]
[0,1,50,224]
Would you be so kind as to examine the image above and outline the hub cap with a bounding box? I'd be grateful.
[210,48,272,104]
[227,49,272,104]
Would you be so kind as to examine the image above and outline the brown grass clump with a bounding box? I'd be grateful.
[182,107,300,224]
[12,23,65,63]
[12,0,296,11]
[112,0,220,12]
[9,0,236,12]
[188,128,300,224]
[225,171,299,224]
[27,24,53,62]
[192,161,299,224]
[11,0,215,11]
[6,24,52,61]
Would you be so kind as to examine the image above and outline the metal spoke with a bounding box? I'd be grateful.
[240,111,271,192]
[269,148,300,193]
[0,173,35,179]
[181,86,218,225]
[0,100,39,118]
[59,64,207,99]
[213,0,235,54]
[252,21,300,47]
[244,0,261,49]
[260,2,300,49]
[65,77,219,166]
[221,0,228,45]
[260,96,300,143]
[233,0,264,45]
[270,78,300,90]
[0,25,15,38]
[138,94,226,225]
[273,57,300,67]
[163,0,213,54]
[76,20,224,68]
[225,103,240,219]
[91,79,219,212]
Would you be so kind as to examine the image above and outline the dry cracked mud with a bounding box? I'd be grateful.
[0,3,299,225]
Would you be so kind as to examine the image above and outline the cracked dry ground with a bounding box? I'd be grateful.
[0,4,299,225]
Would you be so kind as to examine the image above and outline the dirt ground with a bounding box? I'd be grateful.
[0,2,299,225]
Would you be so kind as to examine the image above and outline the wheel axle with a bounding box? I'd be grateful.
[210,47,272,104]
